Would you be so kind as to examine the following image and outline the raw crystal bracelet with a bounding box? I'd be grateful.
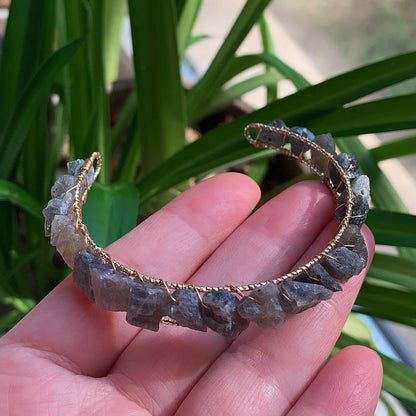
[43,120,370,338]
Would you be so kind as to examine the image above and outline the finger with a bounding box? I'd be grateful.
[109,181,337,414]
[3,173,260,376]
[175,223,374,416]
[287,346,382,416]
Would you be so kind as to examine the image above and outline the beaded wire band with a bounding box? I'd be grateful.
[43,120,370,337]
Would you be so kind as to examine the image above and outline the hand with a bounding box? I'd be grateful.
[0,173,382,416]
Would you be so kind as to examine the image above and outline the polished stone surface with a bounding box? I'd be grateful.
[169,289,207,331]
[126,281,171,331]
[238,283,286,328]
[203,291,249,338]
[279,280,333,314]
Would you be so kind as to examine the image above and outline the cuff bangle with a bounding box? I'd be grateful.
[43,119,370,338]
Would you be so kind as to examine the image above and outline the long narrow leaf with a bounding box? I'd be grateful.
[186,0,272,120]
[197,71,283,120]
[336,333,416,410]
[368,253,416,291]
[0,38,84,179]
[366,210,416,248]
[221,53,309,91]
[371,134,416,161]
[177,0,203,62]
[308,94,416,136]
[138,52,416,203]
[0,179,42,220]
[128,0,186,175]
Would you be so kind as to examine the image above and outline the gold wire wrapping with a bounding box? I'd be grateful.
[72,124,354,295]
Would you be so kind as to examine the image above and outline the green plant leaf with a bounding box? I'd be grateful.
[197,71,283,120]
[366,210,416,248]
[368,254,416,291]
[83,182,139,248]
[186,0,272,120]
[307,94,416,136]
[221,53,310,91]
[336,333,416,410]
[258,15,277,102]
[0,38,84,179]
[356,281,416,326]
[0,179,43,220]
[370,134,416,161]
[128,0,187,175]
[177,0,202,61]
[103,0,127,83]
[138,52,416,204]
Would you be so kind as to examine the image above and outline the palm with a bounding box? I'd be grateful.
[0,174,381,416]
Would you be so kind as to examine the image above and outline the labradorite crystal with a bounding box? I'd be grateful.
[42,195,72,236]
[90,265,132,311]
[67,159,95,187]
[310,133,336,172]
[126,281,171,331]
[321,247,363,283]
[257,119,288,147]
[50,215,87,268]
[329,153,360,190]
[290,126,315,156]
[295,264,342,292]
[73,249,104,301]
[339,224,368,271]
[169,289,207,331]
[203,291,249,338]
[51,174,77,198]
[279,280,333,314]
[237,283,285,328]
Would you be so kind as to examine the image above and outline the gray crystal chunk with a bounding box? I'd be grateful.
[295,264,342,292]
[339,224,368,271]
[73,249,104,301]
[51,174,77,198]
[237,283,285,328]
[335,193,369,228]
[311,133,336,173]
[329,153,360,190]
[335,174,371,228]
[126,281,171,331]
[67,159,95,187]
[169,289,207,331]
[290,126,315,156]
[42,196,72,236]
[279,281,333,314]
[257,119,288,147]
[352,175,371,205]
[90,265,132,311]
[321,247,363,283]
[203,291,249,338]
[50,215,86,268]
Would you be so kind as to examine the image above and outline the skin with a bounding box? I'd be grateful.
[0,173,382,416]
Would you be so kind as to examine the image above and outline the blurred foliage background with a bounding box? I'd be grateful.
[0,0,415,412]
